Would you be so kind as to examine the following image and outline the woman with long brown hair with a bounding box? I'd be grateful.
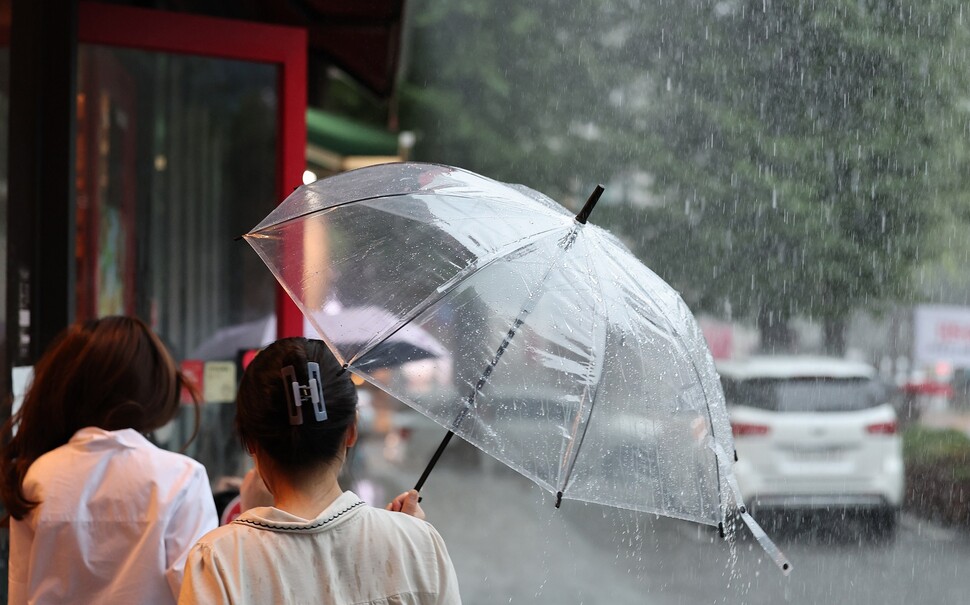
[1,316,217,605]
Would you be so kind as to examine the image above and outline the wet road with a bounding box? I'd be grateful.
[352,417,970,605]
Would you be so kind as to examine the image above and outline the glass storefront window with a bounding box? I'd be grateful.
[76,45,279,484]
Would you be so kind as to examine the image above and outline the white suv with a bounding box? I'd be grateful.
[717,356,904,538]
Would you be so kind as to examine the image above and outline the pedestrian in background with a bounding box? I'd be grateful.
[179,337,461,604]
[0,316,217,604]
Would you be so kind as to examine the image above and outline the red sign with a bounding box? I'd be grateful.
[180,360,204,404]
[241,348,261,371]
[701,323,733,360]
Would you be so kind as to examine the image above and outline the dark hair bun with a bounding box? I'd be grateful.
[235,338,357,472]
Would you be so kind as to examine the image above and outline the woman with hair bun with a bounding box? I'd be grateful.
[0,316,217,605]
[179,337,461,605]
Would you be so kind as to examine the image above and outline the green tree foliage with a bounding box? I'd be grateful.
[399,0,970,350]
[633,0,970,348]
[399,0,637,203]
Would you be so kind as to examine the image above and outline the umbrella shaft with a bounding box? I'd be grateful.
[414,430,455,492]
[414,214,590,495]
[412,313,528,494]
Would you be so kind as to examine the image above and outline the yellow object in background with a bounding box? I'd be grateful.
[203,361,237,403]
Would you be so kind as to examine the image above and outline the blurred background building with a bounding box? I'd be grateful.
[1,0,411,376]
[0,1,410,597]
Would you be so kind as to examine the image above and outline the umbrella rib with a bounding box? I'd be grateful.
[413,225,585,493]
[601,251,725,516]
[607,251,729,525]
[414,277,545,493]
[248,192,429,234]
[248,189,565,235]
[344,225,569,368]
[682,332,728,526]
[553,237,609,506]
[449,225,588,413]
[624,259,728,522]
[446,232,578,423]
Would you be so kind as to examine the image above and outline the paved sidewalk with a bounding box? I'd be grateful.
[918,409,970,437]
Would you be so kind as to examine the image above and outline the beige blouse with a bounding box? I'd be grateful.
[178,491,461,605]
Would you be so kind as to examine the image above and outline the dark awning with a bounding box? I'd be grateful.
[155,1,406,98]
[255,0,406,97]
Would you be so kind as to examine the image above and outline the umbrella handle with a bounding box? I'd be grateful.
[414,430,456,494]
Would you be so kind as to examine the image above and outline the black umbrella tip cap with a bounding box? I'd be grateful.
[575,185,605,225]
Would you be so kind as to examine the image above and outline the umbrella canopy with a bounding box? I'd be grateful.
[314,301,450,371]
[244,162,790,574]
[187,308,448,371]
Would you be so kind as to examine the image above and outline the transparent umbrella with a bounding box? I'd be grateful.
[243,162,790,574]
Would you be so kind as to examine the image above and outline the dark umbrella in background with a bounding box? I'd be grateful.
[188,307,448,370]
[315,302,450,371]
[189,315,277,361]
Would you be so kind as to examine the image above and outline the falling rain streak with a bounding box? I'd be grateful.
[384,0,970,602]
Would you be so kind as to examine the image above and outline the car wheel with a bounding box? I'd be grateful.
[870,507,898,542]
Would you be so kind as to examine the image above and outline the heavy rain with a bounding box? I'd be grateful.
[377,1,970,602]
[4,1,970,604]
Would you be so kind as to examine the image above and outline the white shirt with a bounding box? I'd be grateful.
[179,491,462,605]
[8,427,218,605]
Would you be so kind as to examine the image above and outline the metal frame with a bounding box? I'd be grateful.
[6,0,79,366]
[76,1,308,338]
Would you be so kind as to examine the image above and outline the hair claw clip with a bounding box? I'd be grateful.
[281,363,327,426]
[281,365,302,425]
[307,362,327,422]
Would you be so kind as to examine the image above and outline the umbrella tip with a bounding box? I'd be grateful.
[555,491,563,508]
[575,185,605,225]
[233,234,246,242]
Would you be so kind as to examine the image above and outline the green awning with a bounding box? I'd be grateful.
[306,108,398,157]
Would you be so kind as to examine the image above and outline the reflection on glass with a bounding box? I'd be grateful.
[75,45,278,485]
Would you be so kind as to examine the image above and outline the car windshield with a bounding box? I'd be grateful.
[724,377,885,412]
